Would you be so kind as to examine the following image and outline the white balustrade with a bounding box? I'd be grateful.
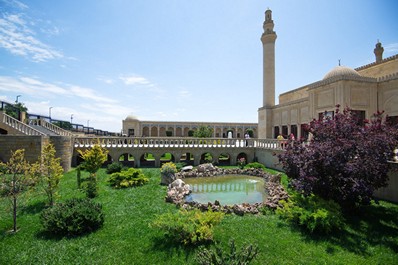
[73,136,282,150]
[1,112,45,136]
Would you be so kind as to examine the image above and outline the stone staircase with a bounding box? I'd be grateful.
[0,112,73,136]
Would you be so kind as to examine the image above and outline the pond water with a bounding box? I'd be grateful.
[183,175,267,205]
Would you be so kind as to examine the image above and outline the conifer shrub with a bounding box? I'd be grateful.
[108,168,148,188]
[106,162,124,174]
[40,198,104,236]
[276,193,344,234]
[150,209,224,246]
[195,239,259,265]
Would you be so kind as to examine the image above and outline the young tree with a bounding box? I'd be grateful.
[78,142,108,198]
[278,105,398,209]
[35,143,64,206]
[193,125,213,138]
[0,149,36,232]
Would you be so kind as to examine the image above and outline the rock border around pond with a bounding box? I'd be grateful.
[165,163,289,215]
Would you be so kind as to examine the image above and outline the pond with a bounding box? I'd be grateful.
[183,175,267,205]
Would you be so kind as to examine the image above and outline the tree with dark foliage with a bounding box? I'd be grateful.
[278,105,398,209]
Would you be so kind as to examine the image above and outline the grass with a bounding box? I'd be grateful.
[1,168,397,264]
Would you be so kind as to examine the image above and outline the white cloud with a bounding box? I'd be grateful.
[0,75,116,103]
[385,43,398,53]
[2,0,29,10]
[119,74,151,86]
[0,13,63,62]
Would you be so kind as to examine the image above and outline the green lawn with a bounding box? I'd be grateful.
[1,168,397,264]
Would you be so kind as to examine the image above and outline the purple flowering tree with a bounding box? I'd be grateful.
[278,105,398,209]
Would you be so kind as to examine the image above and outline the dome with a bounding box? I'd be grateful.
[125,115,139,121]
[323,66,360,80]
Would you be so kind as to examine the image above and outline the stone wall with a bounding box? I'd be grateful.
[0,135,73,172]
[255,148,283,171]
[0,135,45,163]
[50,136,73,172]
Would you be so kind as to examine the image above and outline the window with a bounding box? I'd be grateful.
[274,126,280,138]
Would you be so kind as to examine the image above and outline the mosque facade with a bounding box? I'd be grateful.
[258,9,398,139]
[124,9,398,140]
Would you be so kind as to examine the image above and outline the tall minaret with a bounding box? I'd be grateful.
[258,9,277,139]
[374,41,384,63]
[261,9,277,107]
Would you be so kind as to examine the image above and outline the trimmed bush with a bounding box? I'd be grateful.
[150,209,224,246]
[245,162,266,170]
[106,162,124,174]
[108,168,148,188]
[40,198,104,236]
[276,193,344,234]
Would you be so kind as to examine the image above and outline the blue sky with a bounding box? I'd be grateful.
[1,0,397,132]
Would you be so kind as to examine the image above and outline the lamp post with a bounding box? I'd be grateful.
[49,107,53,121]
[70,114,73,124]
[15,95,21,103]
[87,120,90,133]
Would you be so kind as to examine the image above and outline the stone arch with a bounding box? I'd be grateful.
[0,128,7,135]
[217,152,231,166]
[142,126,150,137]
[159,127,166,137]
[180,152,194,165]
[118,152,135,167]
[200,152,214,164]
[176,127,182,137]
[151,126,158,137]
[160,152,175,165]
[237,152,248,165]
[237,128,244,138]
[140,152,156,167]
[215,127,222,138]
[182,127,189,136]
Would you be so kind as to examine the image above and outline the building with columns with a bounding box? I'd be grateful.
[258,9,398,140]
[122,115,257,138]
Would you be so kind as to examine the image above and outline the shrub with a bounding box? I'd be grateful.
[150,209,224,246]
[278,106,398,209]
[195,239,259,265]
[40,198,104,236]
[106,162,124,174]
[245,162,266,170]
[237,157,246,169]
[108,168,149,188]
[160,162,177,175]
[175,162,187,171]
[276,193,344,234]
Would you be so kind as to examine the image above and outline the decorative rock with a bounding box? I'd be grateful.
[181,165,193,172]
[160,173,176,186]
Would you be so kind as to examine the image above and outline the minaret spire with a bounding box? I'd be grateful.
[261,9,277,108]
[374,40,384,63]
[258,9,277,139]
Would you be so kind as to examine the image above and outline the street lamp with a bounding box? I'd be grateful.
[70,114,73,124]
[49,107,53,121]
[87,120,90,133]
[15,95,21,103]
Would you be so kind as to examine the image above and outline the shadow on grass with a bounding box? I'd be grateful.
[148,235,205,262]
[300,202,398,256]
[19,201,47,215]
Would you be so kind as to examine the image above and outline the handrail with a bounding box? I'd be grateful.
[73,137,283,150]
[0,112,46,136]
[28,118,73,136]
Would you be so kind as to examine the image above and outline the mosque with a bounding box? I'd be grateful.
[258,9,398,139]
[123,9,398,140]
